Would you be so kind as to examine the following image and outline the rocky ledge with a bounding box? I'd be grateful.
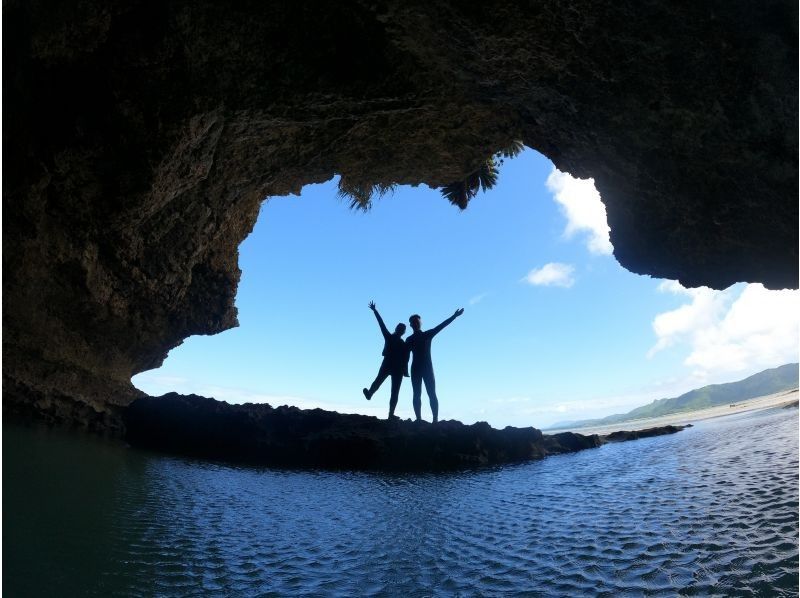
[124,393,685,471]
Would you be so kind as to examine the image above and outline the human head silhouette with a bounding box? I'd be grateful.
[409,314,421,331]
[394,323,406,336]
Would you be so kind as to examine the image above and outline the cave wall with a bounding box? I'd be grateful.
[3,0,797,424]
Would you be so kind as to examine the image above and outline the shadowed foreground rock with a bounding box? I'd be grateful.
[124,393,685,470]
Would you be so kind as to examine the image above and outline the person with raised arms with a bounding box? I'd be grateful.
[405,308,464,423]
[362,301,410,420]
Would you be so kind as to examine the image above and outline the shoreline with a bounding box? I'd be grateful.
[547,389,799,436]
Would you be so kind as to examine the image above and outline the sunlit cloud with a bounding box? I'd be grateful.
[648,281,800,380]
[647,281,732,358]
[545,167,613,255]
[522,262,575,288]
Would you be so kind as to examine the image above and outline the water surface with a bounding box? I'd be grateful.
[4,407,798,596]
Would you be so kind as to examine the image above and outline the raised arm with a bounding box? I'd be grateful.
[369,301,391,340]
[429,308,464,337]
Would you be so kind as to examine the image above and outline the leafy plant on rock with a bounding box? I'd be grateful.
[337,178,397,211]
[338,140,524,211]
[440,140,524,209]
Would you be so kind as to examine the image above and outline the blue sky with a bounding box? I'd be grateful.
[133,149,799,428]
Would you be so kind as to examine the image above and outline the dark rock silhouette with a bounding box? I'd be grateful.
[123,393,686,471]
[603,426,685,443]
[542,432,603,453]
[3,1,796,428]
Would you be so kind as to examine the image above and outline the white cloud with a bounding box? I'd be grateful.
[485,393,668,428]
[523,262,575,288]
[647,282,733,358]
[648,282,800,379]
[469,292,489,305]
[517,396,647,416]
[546,167,613,255]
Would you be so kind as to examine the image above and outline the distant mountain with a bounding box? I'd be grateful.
[546,363,799,430]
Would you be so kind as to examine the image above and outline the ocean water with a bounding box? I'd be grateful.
[4,406,798,596]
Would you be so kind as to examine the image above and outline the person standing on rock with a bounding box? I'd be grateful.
[363,301,410,420]
[406,308,464,424]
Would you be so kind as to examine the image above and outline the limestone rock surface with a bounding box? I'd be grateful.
[3,1,797,425]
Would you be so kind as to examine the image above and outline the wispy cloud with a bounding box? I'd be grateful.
[484,392,674,428]
[490,396,533,404]
[545,167,613,255]
[469,292,489,305]
[648,281,800,380]
[522,262,575,288]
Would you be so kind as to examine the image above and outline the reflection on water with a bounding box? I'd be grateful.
[4,408,798,596]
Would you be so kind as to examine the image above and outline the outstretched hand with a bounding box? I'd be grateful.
[454,307,464,317]
[368,301,377,311]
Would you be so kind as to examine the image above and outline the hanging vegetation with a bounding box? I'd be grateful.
[337,178,397,211]
[339,140,524,211]
[439,140,524,209]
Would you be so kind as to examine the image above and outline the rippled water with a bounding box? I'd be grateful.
[5,407,798,596]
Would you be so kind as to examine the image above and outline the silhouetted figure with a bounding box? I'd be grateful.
[406,308,464,423]
[363,301,410,419]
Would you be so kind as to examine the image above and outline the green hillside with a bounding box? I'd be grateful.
[548,363,798,429]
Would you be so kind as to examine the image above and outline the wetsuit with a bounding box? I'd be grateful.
[406,312,459,422]
[366,310,410,417]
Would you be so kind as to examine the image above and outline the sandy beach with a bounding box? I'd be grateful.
[552,388,799,436]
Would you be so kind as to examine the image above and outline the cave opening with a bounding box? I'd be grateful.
[131,148,800,429]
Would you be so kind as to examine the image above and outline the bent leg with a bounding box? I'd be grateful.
[411,371,422,421]
[388,373,402,418]
[422,368,438,423]
[367,363,391,397]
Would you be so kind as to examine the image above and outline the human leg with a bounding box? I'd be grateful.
[365,363,391,400]
[422,368,438,423]
[411,370,423,421]
[388,372,402,418]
